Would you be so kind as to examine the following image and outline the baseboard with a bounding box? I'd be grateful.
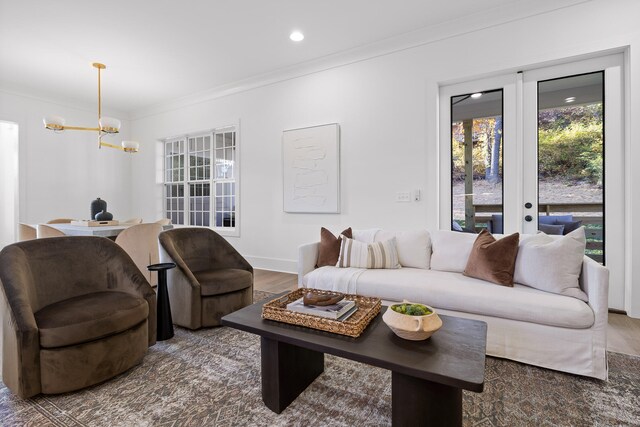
[245,256,297,274]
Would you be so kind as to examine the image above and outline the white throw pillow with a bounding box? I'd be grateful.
[375,230,431,269]
[352,229,381,243]
[513,227,588,301]
[430,230,477,273]
[336,236,401,269]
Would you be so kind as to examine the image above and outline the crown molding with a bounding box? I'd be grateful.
[129,0,592,121]
[0,85,131,121]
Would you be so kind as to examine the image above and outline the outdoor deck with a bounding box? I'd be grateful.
[467,202,603,263]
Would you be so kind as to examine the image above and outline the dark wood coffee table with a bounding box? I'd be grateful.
[221,293,487,426]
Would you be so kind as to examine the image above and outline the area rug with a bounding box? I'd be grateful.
[0,291,638,426]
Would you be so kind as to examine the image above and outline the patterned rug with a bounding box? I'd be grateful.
[0,291,638,426]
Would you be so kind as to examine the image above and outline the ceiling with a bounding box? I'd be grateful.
[0,0,578,114]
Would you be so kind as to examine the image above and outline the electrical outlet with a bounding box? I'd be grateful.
[396,191,411,202]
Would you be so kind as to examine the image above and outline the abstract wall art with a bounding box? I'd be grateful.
[282,123,340,213]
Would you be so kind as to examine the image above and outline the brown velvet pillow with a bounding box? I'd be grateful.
[316,227,352,268]
[463,230,520,287]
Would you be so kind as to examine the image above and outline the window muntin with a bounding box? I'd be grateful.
[213,130,236,228]
[163,127,238,234]
[164,139,185,226]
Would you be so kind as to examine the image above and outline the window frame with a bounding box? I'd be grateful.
[162,124,240,237]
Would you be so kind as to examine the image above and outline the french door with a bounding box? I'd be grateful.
[439,54,625,309]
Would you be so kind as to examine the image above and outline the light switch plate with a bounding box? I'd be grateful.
[396,191,411,202]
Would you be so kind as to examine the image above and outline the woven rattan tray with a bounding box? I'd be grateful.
[261,288,381,338]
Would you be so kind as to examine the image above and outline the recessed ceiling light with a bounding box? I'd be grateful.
[290,31,304,42]
[565,96,576,103]
[471,93,482,99]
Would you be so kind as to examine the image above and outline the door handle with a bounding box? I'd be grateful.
[525,215,533,222]
[525,202,532,209]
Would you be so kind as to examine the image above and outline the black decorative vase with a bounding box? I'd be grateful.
[95,210,114,221]
[91,198,107,220]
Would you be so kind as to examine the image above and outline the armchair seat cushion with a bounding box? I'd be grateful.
[195,268,253,296]
[35,291,149,348]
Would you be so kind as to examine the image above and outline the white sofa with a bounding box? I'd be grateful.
[298,229,609,380]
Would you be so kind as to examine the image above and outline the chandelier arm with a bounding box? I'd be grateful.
[99,141,124,151]
[99,141,138,153]
[61,125,101,131]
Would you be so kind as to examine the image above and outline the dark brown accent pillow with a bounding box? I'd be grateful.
[316,227,352,268]
[463,230,520,287]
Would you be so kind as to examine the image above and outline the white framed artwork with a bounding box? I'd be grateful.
[282,123,340,213]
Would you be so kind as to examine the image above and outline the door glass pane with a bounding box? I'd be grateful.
[451,89,504,233]
[538,72,604,263]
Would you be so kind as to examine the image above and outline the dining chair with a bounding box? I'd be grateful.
[0,236,156,398]
[18,223,37,241]
[121,217,143,225]
[45,218,74,224]
[37,224,66,238]
[115,223,163,287]
[155,218,171,226]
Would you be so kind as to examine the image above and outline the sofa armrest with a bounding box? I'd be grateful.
[579,256,609,328]
[298,242,320,287]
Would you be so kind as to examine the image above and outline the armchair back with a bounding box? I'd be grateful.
[159,228,252,275]
[0,236,151,312]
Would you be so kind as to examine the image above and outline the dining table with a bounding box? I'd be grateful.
[42,223,173,238]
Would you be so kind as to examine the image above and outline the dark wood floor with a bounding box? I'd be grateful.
[253,269,640,357]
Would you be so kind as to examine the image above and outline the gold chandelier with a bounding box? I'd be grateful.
[43,62,139,153]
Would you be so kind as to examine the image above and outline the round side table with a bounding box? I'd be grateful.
[147,262,176,341]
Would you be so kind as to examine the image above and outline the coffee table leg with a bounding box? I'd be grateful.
[392,371,462,427]
[261,337,324,414]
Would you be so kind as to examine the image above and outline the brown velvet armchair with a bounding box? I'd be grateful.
[158,228,253,329]
[0,236,156,399]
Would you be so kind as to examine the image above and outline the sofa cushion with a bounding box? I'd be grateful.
[35,291,149,348]
[337,237,400,269]
[430,230,477,273]
[375,230,431,269]
[352,228,381,243]
[538,223,565,235]
[195,268,253,296]
[304,267,594,329]
[514,228,587,301]
[557,220,583,235]
[464,231,519,286]
[539,215,573,225]
[489,214,504,234]
[317,227,352,268]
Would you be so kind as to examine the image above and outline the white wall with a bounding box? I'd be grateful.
[0,121,19,246]
[0,91,134,228]
[130,0,640,315]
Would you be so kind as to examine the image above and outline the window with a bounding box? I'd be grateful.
[163,126,238,235]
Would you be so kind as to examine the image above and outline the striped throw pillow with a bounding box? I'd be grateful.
[336,236,400,269]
